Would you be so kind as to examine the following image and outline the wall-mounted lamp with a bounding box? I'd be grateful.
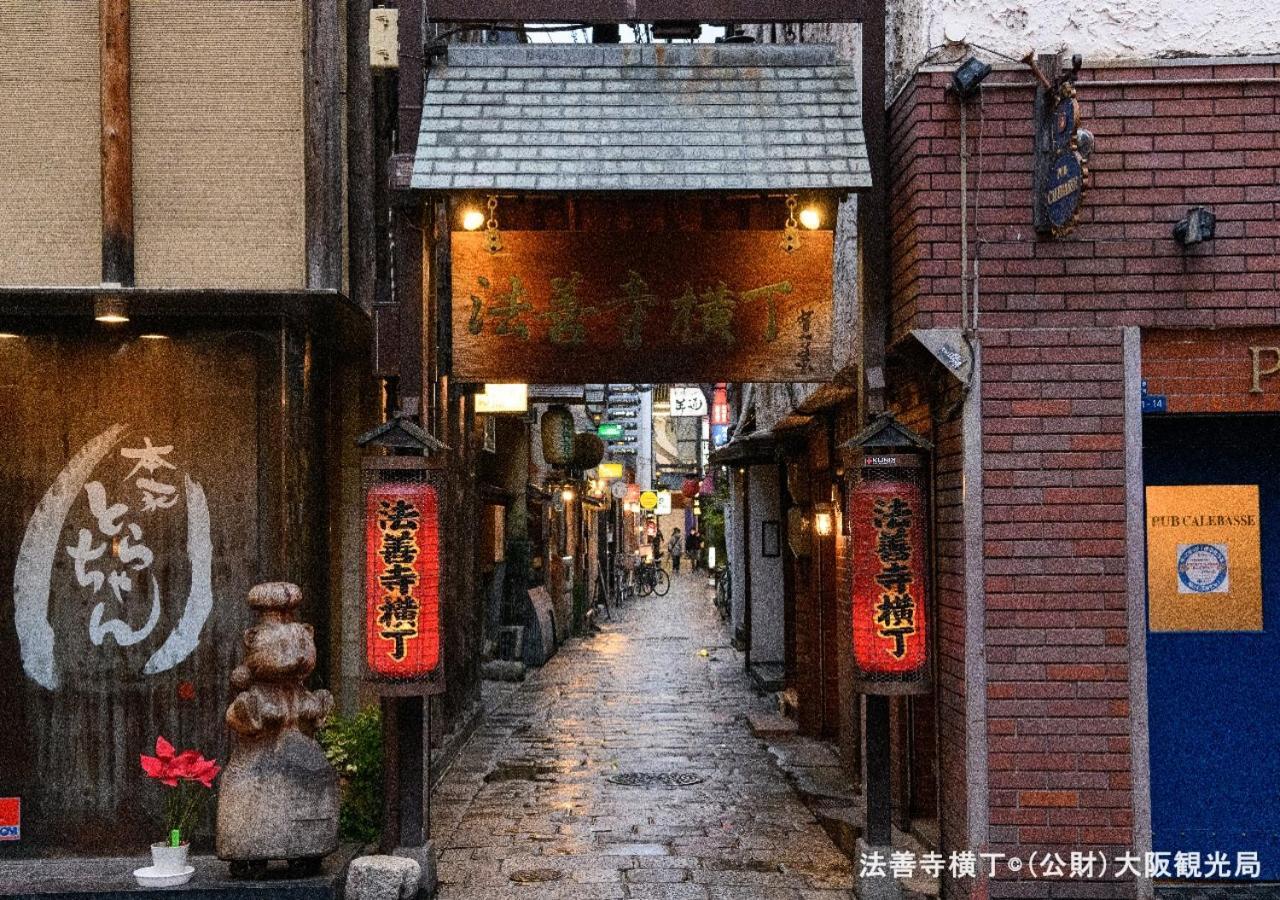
[94,294,129,324]
[813,502,834,537]
[950,56,992,99]
[461,208,486,231]
[561,486,575,503]
[1173,206,1215,247]
[799,206,823,230]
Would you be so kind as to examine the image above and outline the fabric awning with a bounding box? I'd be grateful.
[411,43,870,193]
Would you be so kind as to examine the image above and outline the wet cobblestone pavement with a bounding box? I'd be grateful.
[432,571,855,899]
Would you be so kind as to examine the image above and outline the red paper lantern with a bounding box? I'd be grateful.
[681,478,700,499]
[365,482,441,679]
[849,472,929,686]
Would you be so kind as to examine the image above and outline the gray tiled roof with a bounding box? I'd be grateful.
[411,44,870,193]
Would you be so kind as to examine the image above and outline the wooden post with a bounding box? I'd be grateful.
[99,0,134,286]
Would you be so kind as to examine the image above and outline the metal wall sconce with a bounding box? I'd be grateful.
[950,56,992,99]
[1173,206,1216,247]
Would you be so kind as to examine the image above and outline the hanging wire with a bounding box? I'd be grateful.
[967,41,1028,64]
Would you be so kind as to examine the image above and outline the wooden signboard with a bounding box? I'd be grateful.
[451,230,834,383]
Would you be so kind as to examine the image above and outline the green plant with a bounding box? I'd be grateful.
[318,706,383,844]
[700,475,729,566]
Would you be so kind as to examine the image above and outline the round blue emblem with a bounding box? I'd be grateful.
[1177,543,1228,593]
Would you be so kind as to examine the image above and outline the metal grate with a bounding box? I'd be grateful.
[607,772,705,788]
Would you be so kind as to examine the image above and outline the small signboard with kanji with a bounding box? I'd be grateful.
[849,475,930,692]
[364,482,442,682]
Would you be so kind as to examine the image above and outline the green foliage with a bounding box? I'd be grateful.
[700,475,730,566]
[318,705,383,845]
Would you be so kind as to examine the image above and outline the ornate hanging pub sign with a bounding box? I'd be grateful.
[842,414,933,694]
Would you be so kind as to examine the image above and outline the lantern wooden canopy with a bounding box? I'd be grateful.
[357,417,449,695]
[840,413,933,695]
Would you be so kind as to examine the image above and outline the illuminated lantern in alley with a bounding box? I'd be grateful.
[681,478,700,499]
[540,404,575,466]
[364,481,442,680]
[842,414,932,693]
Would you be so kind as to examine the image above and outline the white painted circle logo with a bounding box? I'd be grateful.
[1177,543,1229,594]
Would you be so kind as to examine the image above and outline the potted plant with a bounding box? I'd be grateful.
[135,736,221,887]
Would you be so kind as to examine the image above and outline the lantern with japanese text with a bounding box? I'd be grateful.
[842,414,932,694]
[356,417,447,691]
[540,404,575,466]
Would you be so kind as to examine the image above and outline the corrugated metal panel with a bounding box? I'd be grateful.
[132,1,306,289]
[0,4,103,286]
[412,44,871,192]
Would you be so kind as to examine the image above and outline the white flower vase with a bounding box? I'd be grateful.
[134,842,194,887]
[151,842,189,875]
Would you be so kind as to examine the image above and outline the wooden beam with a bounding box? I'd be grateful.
[857,3,888,417]
[99,0,134,286]
[422,0,876,23]
[305,0,342,290]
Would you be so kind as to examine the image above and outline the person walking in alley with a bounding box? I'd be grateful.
[686,529,702,570]
[668,527,684,573]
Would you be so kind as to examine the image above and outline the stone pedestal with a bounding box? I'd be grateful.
[393,843,438,900]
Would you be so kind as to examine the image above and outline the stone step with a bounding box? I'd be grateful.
[745,711,798,737]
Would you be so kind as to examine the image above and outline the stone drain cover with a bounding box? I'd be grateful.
[509,868,564,883]
[608,772,705,788]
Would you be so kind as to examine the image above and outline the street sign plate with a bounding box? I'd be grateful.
[598,423,624,440]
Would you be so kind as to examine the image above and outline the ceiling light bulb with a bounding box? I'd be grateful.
[462,209,486,231]
[799,206,822,230]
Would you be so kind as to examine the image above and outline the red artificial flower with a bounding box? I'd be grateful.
[140,736,220,789]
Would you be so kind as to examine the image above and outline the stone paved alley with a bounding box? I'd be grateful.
[431,571,856,899]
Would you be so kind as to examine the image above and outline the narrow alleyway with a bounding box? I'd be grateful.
[432,571,855,899]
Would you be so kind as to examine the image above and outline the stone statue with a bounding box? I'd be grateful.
[216,582,339,877]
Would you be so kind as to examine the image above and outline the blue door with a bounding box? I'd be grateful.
[1145,415,1280,880]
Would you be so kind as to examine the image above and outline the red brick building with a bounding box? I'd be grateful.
[885,55,1280,898]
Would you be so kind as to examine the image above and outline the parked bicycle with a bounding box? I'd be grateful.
[635,559,670,597]
[714,565,730,614]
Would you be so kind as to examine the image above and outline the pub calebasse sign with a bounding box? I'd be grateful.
[451,230,835,383]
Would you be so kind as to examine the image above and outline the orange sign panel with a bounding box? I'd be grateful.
[1146,484,1263,632]
[451,230,834,383]
[365,483,442,678]
[850,477,929,682]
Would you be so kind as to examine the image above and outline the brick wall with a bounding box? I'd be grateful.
[890,61,1280,341]
[889,58,1280,897]
[981,329,1132,897]
[1143,327,1280,413]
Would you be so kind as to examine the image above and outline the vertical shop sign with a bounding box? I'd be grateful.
[849,466,931,691]
[364,482,441,678]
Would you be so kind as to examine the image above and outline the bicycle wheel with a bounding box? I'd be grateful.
[653,568,670,596]
[637,572,653,597]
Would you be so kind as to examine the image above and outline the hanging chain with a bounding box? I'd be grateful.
[781,194,801,253]
[484,194,503,253]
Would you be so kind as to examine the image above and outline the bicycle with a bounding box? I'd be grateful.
[634,559,670,597]
[713,565,730,618]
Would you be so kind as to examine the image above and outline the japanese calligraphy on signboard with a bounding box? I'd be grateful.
[850,475,930,691]
[451,231,834,383]
[364,482,442,679]
[1145,484,1263,632]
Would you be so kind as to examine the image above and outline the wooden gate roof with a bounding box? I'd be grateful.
[411,43,870,193]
